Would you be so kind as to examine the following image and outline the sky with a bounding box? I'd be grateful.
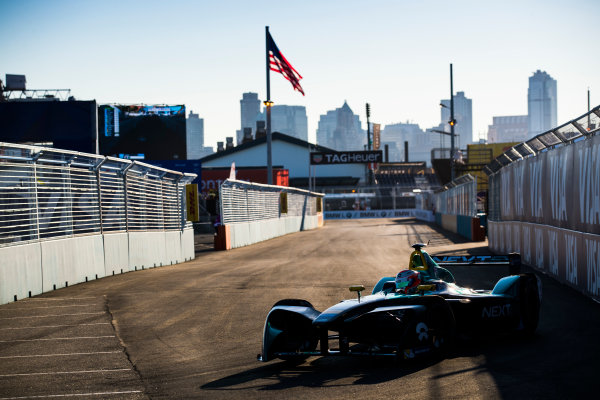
[1,0,599,148]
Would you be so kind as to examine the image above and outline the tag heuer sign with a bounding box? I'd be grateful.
[310,151,383,165]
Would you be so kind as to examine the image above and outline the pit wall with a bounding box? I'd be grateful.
[0,228,195,305]
[435,213,486,241]
[489,221,600,302]
[215,213,322,250]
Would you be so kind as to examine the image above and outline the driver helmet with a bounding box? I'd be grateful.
[395,270,421,293]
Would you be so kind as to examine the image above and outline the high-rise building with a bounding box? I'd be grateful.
[186,111,212,159]
[270,105,308,141]
[487,115,529,143]
[383,122,438,165]
[316,102,364,151]
[239,92,262,144]
[528,70,557,137]
[441,91,473,144]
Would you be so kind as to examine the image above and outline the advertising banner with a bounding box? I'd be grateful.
[372,123,381,150]
[310,151,383,165]
[186,184,199,222]
[324,209,435,222]
[488,220,600,302]
[494,135,600,235]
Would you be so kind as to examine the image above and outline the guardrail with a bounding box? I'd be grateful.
[0,143,195,247]
[0,142,196,304]
[216,179,324,249]
[484,105,600,175]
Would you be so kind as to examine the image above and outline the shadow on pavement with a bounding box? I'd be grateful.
[200,356,441,391]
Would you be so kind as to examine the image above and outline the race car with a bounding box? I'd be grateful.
[258,243,541,362]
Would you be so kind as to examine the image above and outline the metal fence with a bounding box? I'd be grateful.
[0,142,196,248]
[220,179,323,224]
[433,174,477,217]
[484,105,600,175]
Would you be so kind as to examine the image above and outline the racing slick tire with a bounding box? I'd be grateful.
[518,274,541,335]
[426,298,457,356]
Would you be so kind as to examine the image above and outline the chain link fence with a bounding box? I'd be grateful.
[0,142,195,248]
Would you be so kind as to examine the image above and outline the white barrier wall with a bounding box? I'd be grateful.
[229,215,319,249]
[41,236,105,291]
[104,233,130,275]
[0,228,196,305]
[0,243,42,304]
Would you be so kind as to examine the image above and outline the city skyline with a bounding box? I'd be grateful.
[1,0,599,148]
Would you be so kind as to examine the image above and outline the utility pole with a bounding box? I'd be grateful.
[449,63,456,182]
[366,103,372,185]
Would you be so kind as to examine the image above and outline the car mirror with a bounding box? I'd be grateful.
[349,285,365,303]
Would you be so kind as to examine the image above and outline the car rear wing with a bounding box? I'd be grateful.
[431,253,521,275]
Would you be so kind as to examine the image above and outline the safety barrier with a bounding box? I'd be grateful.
[433,175,484,241]
[216,179,324,249]
[0,142,196,304]
[485,107,600,301]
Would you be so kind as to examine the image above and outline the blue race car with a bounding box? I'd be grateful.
[259,243,541,362]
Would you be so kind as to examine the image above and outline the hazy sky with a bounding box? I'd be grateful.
[2,0,599,147]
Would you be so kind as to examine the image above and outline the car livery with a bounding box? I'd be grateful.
[258,243,541,362]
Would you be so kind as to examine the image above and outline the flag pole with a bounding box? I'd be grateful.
[265,26,273,185]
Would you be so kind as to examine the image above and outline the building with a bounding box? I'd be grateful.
[200,132,366,189]
[316,102,364,151]
[239,92,262,145]
[487,115,529,143]
[441,91,473,144]
[270,105,308,141]
[382,122,438,165]
[528,70,557,137]
[186,111,205,159]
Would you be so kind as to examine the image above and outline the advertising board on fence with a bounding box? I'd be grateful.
[488,134,600,302]
[324,209,434,222]
[489,220,600,302]
[490,134,600,235]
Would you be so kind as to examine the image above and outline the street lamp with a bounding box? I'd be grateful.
[439,66,457,181]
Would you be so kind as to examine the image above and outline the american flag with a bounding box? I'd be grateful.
[266,31,304,95]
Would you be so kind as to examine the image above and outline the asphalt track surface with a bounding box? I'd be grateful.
[1,218,599,399]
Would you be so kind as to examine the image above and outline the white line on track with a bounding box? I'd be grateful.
[1,305,98,310]
[0,368,132,377]
[15,297,98,302]
[0,336,115,343]
[0,323,110,330]
[0,351,122,359]
[0,390,143,399]
[0,313,105,320]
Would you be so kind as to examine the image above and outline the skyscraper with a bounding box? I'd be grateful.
[441,91,473,144]
[528,70,557,137]
[186,111,204,159]
[270,105,308,141]
[239,92,262,144]
[316,102,364,151]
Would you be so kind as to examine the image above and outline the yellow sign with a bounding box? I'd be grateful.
[280,192,288,214]
[186,184,199,222]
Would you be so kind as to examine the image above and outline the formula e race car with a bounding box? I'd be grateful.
[258,244,541,362]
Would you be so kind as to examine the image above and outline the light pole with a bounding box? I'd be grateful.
[449,63,456,182]
[366,103,372,185]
